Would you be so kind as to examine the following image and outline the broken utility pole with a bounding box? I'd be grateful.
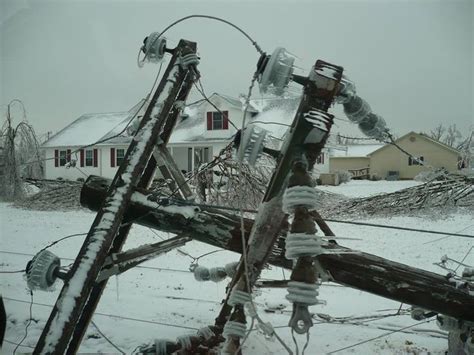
[34,39,199,354]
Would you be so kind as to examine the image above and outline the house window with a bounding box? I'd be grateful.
[213,112,223,130]
[59,150,67,166]
[207,111,229,130]
[408,156,424,166]
[85,150,94,166]
[316,153,325,165]
[116,149,125,166]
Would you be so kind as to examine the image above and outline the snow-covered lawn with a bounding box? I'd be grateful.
[1,180,472,354]
[317,179,422,198]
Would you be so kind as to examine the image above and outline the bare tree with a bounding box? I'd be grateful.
[429,123,445,141]
[444,124,462,147]
[0,100,43,201]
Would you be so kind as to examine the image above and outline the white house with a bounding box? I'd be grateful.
[41,93,329,180]
[168,93,258,172]
[41,101,146,180]
[41,94,259,180]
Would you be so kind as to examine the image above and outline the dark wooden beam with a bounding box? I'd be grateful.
[81,176,474,322]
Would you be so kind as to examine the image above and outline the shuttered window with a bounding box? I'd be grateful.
[206,111,229,130]
[85,150,94,166]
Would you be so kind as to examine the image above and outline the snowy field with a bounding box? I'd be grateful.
[1,180,473,354]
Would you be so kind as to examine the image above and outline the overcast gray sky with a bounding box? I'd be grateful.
[1,0,472,138]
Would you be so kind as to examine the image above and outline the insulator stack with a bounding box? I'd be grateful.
[221,284,249,355]
[337,78,389,141]
[282,160,323,335]
[238,126,268,167]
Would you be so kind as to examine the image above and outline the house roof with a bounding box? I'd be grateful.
[187,93,259,113]
[368,131,461,156]
[331,144,384,158]
[41,100,146,148]
[41,94,252,148]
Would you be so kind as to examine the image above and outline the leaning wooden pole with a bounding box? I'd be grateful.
[66,46,198,354]
[34,39,198,354]
[81,178,474,322]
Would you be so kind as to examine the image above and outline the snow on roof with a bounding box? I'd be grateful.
[187,93,259,113]
[41,93,259,148]
[42,100,146,148]
[168,106,212,143]
[331,144,384,157]
[168,104,296,144]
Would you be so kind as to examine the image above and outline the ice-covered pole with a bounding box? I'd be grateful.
[34,39,199,355]
[215,60,342,347]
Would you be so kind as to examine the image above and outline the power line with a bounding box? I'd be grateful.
[38,232,88,253]
[12,291,33,355]
[91,320,126,355]
[139,15,264,66]
[326,319,434,354]
[422,224,474,245]
[4,339,35,349]
[324,219,474,239]
[193,79,239,130]
[0,269,25,274]
[0,249,191,274]
[3,296,200,331]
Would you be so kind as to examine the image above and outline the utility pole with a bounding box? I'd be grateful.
[34,39,199,354]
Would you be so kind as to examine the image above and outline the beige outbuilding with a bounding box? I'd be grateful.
[368,132,462,179]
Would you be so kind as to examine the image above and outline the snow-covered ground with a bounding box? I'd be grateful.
[1,180,472,354]
[317,179,422,198]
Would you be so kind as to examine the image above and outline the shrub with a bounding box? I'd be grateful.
[337,170,352,184]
